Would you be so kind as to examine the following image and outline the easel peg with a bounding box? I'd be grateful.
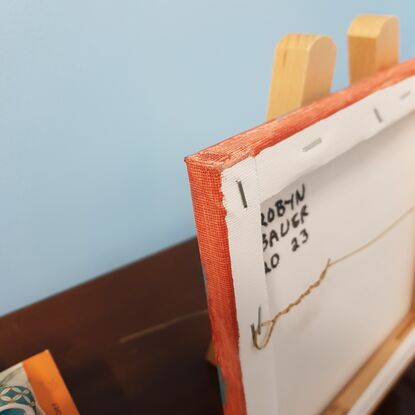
[267,34,336,120]
[348,15,399,84]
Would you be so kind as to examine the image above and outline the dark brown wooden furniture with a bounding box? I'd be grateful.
[0,238,412,414]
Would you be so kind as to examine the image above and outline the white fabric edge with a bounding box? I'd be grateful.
[222,158,279,415]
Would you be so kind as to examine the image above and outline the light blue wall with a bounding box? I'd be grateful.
[2,0,415,315]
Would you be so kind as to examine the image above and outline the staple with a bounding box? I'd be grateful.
[237,180,248,208]
[257,306,262,335]
[373,107,383,123]
[250,323,256,340]
[302,137,322,152]
[400,90,411,100]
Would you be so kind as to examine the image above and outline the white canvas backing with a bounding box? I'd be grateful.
[222,76,415,415]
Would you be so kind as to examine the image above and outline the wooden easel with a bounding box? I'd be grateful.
[206,14,411,412]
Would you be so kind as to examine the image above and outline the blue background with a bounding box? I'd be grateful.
[1,0,415,315]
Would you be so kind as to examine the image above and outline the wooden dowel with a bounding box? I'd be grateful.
[267,34,336,120]
[348,15,399,84]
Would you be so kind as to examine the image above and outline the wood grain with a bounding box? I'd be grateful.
[325,313,415,414]
[348,15,399,84]
[267,34,336,120]
[0,238,222,415]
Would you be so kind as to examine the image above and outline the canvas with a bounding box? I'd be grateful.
[186,59,415,415]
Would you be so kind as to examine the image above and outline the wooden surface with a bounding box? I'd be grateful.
[267,34,336,119]
[348,15,399,84]
[325,313,415,414]
[0,237,413,414]
[0,239,220,415]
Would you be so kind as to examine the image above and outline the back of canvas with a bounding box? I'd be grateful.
[260,112,415,414]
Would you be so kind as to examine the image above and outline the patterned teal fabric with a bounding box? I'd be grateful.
[0,387,36,414]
